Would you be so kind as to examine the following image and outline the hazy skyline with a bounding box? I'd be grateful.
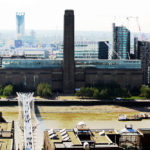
[0,0,150,32]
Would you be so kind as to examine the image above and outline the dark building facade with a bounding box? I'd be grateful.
[0,10,143,93]
[98,41,109,59]
[0,68,142,92]
[134,37,140,59]
[112,23,130,59]
[138,128,150,149]
[63,10,75,94]
[137,41,150,85]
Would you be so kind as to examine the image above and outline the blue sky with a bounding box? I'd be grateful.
[0,0,150,32]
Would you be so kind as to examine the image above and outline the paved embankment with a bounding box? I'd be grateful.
[0,99,150,106]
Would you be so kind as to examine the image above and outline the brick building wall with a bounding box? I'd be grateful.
[0,68,142,92]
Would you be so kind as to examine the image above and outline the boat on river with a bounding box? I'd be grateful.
[118,114,142,121]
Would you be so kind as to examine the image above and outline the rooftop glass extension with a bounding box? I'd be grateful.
[2,59,141,69]
[76,59,141,69]
[2,59,62,69]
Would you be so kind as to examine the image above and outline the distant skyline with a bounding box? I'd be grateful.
[0,0,150,33]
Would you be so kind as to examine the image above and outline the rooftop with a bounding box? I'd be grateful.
[0,122,12,132]
[0,112,14,150]
[137,128,150,135]
[2,58,141,69]
[0,139,13,150]
[45,128,119,149]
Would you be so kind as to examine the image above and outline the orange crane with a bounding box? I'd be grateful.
[126,16,148,41]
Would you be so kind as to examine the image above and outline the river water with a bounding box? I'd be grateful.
[2,106,150,130]
[37,113,150,130]
[1,106,150,149]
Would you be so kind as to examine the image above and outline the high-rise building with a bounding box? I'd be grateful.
[15,40,23,48]
[112,23,130,59]
[134,37,140,59]
[98,41,109,59]
[63,10,75,93]
[136,41,150,85]
[16,12,25,40]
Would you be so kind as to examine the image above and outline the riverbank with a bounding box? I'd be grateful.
[2,105,149,121]
[1,104,150,130]
[1,98,150,107]
[37,105,150,129]
[37,105,150,120]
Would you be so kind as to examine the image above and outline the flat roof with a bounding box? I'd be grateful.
[46,129,119,149]
[67,131,82,145]
[0,139,13,150]
[138,128,150,134]
[105,130,119,135]
[92,132,112,144]
[0,122,13,150]
[0,122,12,131]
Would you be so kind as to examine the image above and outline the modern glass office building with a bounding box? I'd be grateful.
[56,42,98,59]
[98,41,109,59]
[16,12,25,39]
[113,23,130,59]
[2,59,141,69]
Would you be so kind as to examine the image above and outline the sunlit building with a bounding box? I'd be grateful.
[112,23,130,59]
[0,112,15,150]
[44,122,120,150]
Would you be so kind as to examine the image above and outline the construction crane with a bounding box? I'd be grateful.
[126,16,149,41]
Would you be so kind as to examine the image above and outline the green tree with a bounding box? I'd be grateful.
[145,88,150,98]
[0,85,3,95]
[75,90,81,97]
[37,83,45,96]
[127,90,131,97]
[93,88,99,99]
[99,89,109,99]
[37,83,52,97]
[42,84,52,97]
[3,85,13,96]
[140,85,148,97]
[77,87,87,98]
[85,87,94,98]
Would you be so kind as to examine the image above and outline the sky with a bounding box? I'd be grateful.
[0,0,150,32]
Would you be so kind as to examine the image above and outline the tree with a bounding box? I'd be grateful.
[37,83,52,97]
[3,85,13,96]
[145,88,150,98]
[93,88,99,99]
[76,87,87,98]
[0,85,3,95]
[131,86,140,96]
[42,84,52,97]
[99,89,109,99]
[85,87,94,98]
[121,88,131,98]
[140,85,148,97]
[37,83,45,96]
